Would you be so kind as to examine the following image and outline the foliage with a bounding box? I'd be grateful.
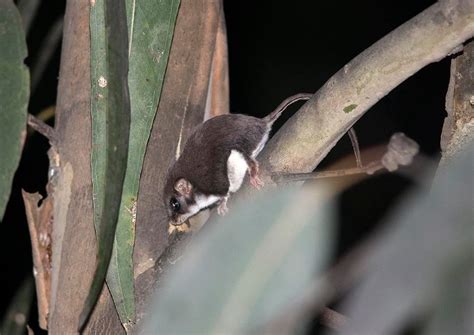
[0,1,472,334]
[144,186,335,334]
[81,0,131,330]
[335,144,474,334]
[105,0,180,326]
[144,144,474,334]
[0,0,29,221]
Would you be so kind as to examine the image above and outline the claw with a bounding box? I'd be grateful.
[250,174,265,190]
[217,197,229,216]
[248,159,264,190]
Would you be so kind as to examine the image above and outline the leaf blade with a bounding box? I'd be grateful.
[79,0,131,330]
[338,145,474,335]
[0,0,29,221]
[144,186,335,334]
[105,0,180,326]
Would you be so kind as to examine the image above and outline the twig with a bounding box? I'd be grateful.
[27,114,57,145]
[272,132,418,183]
[35,106,56,123]
[272,161,383,183]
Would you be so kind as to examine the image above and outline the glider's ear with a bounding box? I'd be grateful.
[174,178,193,196]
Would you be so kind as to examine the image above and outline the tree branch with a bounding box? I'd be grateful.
[273,162,384,183]
[273,132,419,183]
[259,0,474,177]
[133,0,223,328]
[27,114,57,145]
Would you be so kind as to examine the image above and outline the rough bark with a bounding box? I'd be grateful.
[132,0,223,327]
[440,39,474,163]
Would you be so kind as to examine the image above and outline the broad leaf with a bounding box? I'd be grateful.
[144,186,335,334]
[0,0,29,221]
[79,0,130,330]
[337,144,474,335]
[105,0,181,327]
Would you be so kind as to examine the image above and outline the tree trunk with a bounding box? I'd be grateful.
[47,0,227,332]
[133,0,224,326]
[49,0,123,333]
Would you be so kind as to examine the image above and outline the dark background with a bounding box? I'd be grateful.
[2,0,447,331]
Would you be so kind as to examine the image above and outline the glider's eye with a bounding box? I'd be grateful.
[170,197,181,213]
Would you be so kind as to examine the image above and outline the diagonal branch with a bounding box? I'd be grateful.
[273,132,419,183]
[259,0,474,177]
[27,114,58,145]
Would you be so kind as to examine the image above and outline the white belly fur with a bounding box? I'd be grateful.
[194,194,222,209]
[227,150,249,193]
[179,193,222,223]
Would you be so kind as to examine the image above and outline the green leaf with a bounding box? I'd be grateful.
[79,0,130,331]
[337,144,474,335]
[0,0,29,221]
[421,253,473,335]
[0,276,34,335]
[144,186,335,334]
[105,0,180,327]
